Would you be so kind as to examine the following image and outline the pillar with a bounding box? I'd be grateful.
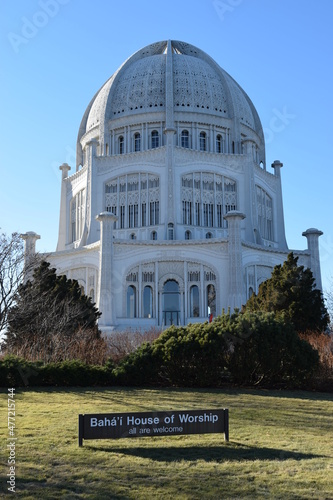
[56,163,71,251]
[271,160,288,250]
[96,212,118,327]
[21,231,40,282]
[224,211,246,310]
[86,139,99,245]
[302,228,323,290]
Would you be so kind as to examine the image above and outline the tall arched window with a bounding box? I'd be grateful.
[181,173,237,229]
[181,130,189,148]
[127,285,136,318]
[150,231,157,240]
[105,173,160,230]
[119,136,124,154]
[134,133,141,152]
[168,223,174,240]
[185,230,192,240]
[143,286,153,318]
[163,280,180,326]
[256,185,273,241]
[151,130,159,149]
[216,134,222,153]
[190,285,200,317]
[199,132,206,151]
[207,284,216,317]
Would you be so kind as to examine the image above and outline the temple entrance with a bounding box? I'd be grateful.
[162,280,180,326]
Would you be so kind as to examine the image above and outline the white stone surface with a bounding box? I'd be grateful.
[24,40,323,331]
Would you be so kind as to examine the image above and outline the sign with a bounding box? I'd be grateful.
[78,408,229,446]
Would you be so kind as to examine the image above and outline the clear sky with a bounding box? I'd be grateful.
[1,0,333,293]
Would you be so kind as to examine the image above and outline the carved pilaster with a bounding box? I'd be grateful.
[224,211,246,310]
[96,211,118,326]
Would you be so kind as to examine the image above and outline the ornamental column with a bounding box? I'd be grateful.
[56,163,71,251]
[302,228,323,290]
[271,160,288,249]
[96,212,118,328]
[86,139,99,245]
[21,231,40,282]
[224,211,246,310]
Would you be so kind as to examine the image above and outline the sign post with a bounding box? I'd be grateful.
[78,408,229,446]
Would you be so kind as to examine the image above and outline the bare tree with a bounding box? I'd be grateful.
[0,231,26,334]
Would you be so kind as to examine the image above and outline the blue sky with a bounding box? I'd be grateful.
[1,0,333,292]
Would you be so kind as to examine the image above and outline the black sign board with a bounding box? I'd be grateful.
[79,409,229,446]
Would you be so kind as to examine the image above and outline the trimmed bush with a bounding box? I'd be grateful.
[0,356,115,387]
[227,311,319,386]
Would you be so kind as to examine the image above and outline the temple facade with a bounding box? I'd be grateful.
[23,40,323,332]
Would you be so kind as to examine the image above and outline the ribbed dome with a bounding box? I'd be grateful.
[77,40,264,164]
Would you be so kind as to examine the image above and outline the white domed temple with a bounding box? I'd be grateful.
[23,40,323,331]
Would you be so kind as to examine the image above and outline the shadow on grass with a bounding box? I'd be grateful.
[86,442,325,462]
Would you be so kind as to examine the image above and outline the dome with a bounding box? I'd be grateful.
[76,40,264,167]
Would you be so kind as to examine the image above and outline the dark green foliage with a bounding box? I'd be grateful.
[114,311,320,388]
[226,311,319,386]
[113,342,160,386]
[0,355,114,387]
[150,322,230,386]
[5,261,101,352]
[244,253,329,333]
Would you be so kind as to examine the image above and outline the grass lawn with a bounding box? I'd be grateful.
[1,386,332,499]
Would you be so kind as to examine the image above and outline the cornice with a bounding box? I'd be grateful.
[96,147,166,174]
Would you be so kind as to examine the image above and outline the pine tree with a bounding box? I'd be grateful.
[244,253,329,333]
[5,261,101,351]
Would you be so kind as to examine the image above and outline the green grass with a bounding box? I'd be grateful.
[1,387,332,499]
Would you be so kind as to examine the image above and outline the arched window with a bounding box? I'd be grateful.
[168,223,174,240]
[256,185,273,241]
[127,285,136,318]
[151,130,159,149]
[181,173,237,229]
[181,130,189,148]
[199,132,206,151]
[163,280,180,326]
[105,173,160,230]
[119,136,124,154]
[151,231,157,240]
[143,286,153,318]
[185,230,192,240]
[134,133,141,152]
[190,285,200,317]
[216,134,222,153]
[130,233,136,240]
[206,232,212,239]
[70,189,85,243]
[207,284,216,317]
